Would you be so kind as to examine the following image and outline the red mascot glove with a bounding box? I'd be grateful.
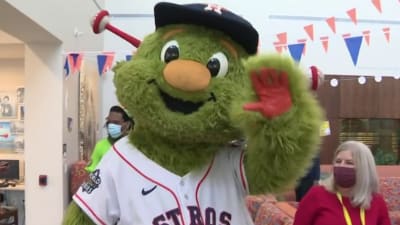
[243,68,292,119]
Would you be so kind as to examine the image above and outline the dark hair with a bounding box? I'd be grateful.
[109,105,134,126]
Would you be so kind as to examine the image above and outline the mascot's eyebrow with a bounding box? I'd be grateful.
[162,28,185,40]
[220,39,238,59]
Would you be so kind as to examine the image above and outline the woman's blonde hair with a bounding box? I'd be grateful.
[321,140,379,209]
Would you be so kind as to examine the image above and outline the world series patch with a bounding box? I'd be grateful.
[81,169,101,194]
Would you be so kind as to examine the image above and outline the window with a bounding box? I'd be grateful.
[340,119,399,165]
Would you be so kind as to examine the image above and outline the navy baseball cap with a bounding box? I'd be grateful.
[154,2,259,55]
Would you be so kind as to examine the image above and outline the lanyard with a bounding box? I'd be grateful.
[336,192,365,225]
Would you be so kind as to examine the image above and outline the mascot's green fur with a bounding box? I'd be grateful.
[64,2,322,225]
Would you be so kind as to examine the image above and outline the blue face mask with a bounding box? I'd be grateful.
[107,123,122,139]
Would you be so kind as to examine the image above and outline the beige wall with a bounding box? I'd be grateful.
[0,59,24,90]
[0,0,105,224]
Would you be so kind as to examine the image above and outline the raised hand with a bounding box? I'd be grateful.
[243,67,292,118]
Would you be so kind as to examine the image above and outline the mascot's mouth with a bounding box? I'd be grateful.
[148,79,216,114]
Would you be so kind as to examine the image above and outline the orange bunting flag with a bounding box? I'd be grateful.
[372,0,382,13]
[297,39,307,55]
[362,30,371,46]
[326,17,336,33]
[104,52,115,73]
[347,8,357,25]
[276,32,287,45]
[383,27,390,43]
[68,53,84,74]
[320,36,329,53]
[273,41,284,54]
[304,24,314,41]
[342,33,351,38]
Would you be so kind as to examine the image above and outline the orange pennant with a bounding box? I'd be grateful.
[68,53,84,74]
[104,53,115,73]
[342,33,351,38]
[320,36,329,53]
[383,27,390,43]
[276,32,287,45]
[273,41,284,54]
[304,24,314,41]
[372,0,382,13]
[362,30,371,46]
[326,17,336,33]
[347,8,357,25]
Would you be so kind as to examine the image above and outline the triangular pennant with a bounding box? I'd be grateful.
[297,39,307,55]
[276,32,287,45]
[383,27,390,43]
[344,36,363,66]
[63,57,70,77]
[362,30,371,46]
[273,42,283,54]
[326,17,336,33]
[96,55,107,76]
[68,53,83,74]
[320,37,329,53]
[346,8,357,25]
[304,24,314,41]
[288,43,305,62]
[103,53,115,74]
[372,0,382,13]
[342,33,351,39]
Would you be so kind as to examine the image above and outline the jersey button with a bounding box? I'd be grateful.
[184,194,188,200]
[180,180,184,186]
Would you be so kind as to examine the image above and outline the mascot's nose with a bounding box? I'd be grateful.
[163,59,211,92]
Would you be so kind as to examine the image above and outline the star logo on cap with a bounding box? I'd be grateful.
[204,4,224,14]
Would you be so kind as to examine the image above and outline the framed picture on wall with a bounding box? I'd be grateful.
[10,121,24,134]
[16,87,24,104]
[0,92,17,119]
[18,104,24,121]
[0,121,15,150]
[13,134,24,152]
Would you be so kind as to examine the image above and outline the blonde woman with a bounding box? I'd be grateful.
[293,140,391,225]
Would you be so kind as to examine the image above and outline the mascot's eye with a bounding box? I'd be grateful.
[207,52,228,78]
[161,40,180,63]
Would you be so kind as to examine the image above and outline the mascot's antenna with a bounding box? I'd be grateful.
[91,10,142,48]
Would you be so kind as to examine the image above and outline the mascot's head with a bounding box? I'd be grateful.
[114,2,258,145]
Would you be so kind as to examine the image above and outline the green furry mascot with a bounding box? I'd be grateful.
[63,2,323,225]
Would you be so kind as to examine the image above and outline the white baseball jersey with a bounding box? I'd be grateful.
[73,137,253,225]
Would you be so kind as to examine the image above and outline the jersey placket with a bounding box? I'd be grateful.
[176,177,195,224]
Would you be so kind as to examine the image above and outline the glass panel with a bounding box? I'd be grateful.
[340,119,400,165]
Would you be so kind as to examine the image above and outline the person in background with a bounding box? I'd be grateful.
[85,105,134,172]
[295,120,331,201]
[295,155,320,201]
[293,140,391,225]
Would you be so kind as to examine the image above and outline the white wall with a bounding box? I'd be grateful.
[24,43,65,225]
[97,0,400,115]
[6,0,104,51]
[103,0,400,76]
